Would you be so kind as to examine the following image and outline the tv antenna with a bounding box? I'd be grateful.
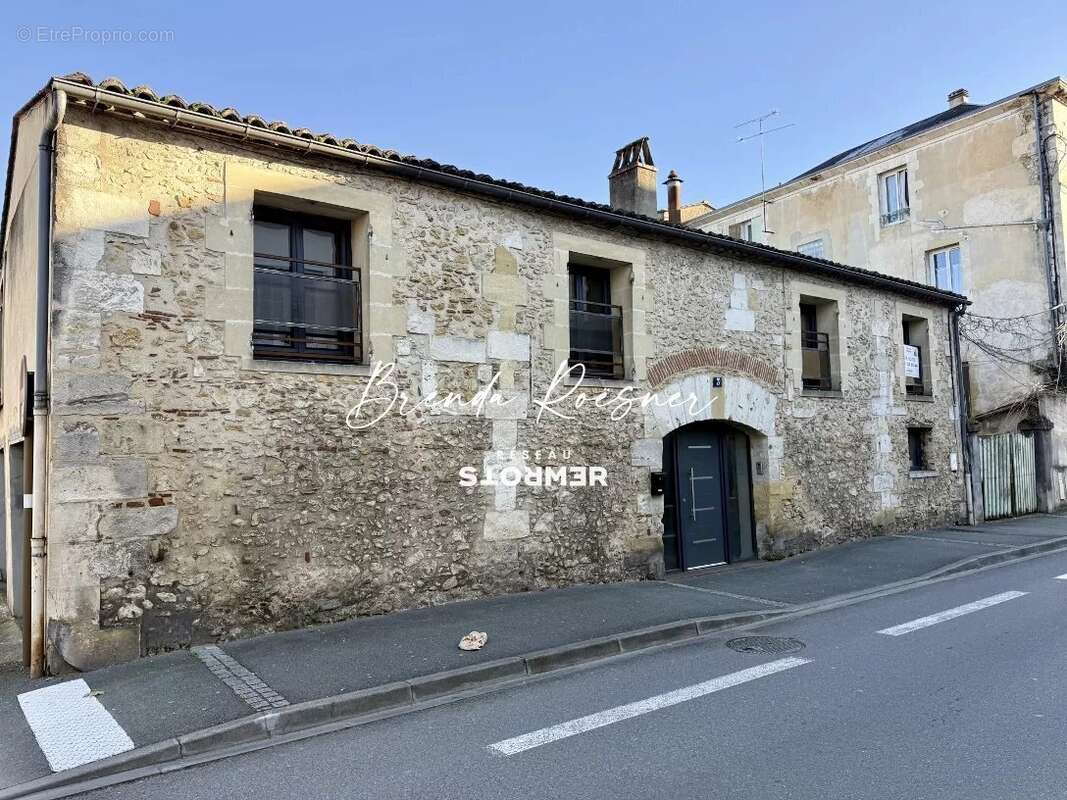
[736,110,795,235]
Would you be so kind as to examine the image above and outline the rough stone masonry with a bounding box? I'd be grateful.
[0,78,968,670]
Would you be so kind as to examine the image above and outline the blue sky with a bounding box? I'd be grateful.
[2,0,1065,209]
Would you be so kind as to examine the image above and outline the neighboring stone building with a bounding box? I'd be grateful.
[2,74,966,673]
[691,78,1067,515]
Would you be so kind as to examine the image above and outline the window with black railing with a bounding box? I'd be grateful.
[568,265,624,379]
[252,207,362,364]
[800,329,832,390]
[902,316,931,397]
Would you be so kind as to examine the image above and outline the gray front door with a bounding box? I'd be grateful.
[675,426,727,568]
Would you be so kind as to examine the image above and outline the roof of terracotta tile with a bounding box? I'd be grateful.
[2,73,969,307]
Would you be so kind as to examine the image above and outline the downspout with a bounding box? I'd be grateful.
[949,305,975,525]
[29,89,66,678]
[1033,92,1062,364]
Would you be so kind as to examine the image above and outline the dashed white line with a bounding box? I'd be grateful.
[487,656,811,756]
[17,679,134,772]
[876,591,1028,637]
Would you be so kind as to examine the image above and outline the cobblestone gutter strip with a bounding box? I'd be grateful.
[7,536,1067,800]
[0,608,784,800]
[191,645,290,711]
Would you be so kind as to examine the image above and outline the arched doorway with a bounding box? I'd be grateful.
[662,421,756,571]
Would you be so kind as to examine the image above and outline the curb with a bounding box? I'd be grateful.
[4,533,1066,800]
[0,608,786,800]
[923,534,1067,579]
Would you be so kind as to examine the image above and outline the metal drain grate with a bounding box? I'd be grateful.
[725,636,805,655]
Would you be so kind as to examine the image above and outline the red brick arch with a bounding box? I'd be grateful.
[647,346,781,390]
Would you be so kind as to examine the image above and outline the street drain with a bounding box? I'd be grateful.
[725,636,805,655]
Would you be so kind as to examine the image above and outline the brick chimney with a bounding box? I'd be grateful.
[948,88,970,108]
[663,170,683,224]
[609,137,658,218]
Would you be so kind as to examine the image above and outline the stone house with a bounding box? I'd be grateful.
[1,74,967,673]
[691,78,1067,515]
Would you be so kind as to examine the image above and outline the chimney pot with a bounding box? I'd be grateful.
[947,88,970,108]
[664,170,684,224]
[608,137,658,218]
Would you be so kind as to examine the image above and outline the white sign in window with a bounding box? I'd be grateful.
[903,344,921,378]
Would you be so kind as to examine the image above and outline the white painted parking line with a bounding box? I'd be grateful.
[17,679,134,772]
[488,656,811,756]
[876,591,1028,637]
[1054,573,1067,581]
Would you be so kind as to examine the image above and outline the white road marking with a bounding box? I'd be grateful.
[17,679,134,772]
[487,656,811,756]
[876,591,1028,637]
[1054,573,1067,581]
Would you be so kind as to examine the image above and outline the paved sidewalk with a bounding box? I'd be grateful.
[2,513,1066,791]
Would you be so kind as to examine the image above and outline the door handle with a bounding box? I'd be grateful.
[689,467,697,521]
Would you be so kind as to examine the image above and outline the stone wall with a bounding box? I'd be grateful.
[32,106,966,668]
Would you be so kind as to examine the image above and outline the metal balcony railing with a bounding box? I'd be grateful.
[801,330,832,391]
[252,263,363,363]
[569,299,624,379]
[880,206,910,226]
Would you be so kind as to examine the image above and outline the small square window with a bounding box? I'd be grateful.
[798,239,825,259]
[252,207,362,364]
[908,427,931,471]
[729,219,756,242]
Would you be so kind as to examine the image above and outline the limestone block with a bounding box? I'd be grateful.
[51,461,148,503]
[485,273,527,305]
[501,231,524,250]
[55,426,100,462]
[65,189,149,238]
[52,373,143,416]
[66,272,144,314]
[407,305,436,335]
[493,246,518,275]
[487,331,531,362]
[483,391,529,421]
[630,437,663,470]
[492,420,518,449]
[46,502,100,545]
[225,253,253,291]
[430,336,486,364]
[205,213,236,253]
[54,230,105,273]
[54,310,101,352]
[205,288,251,322]
[99,506,179,540]
[100,419,165,455]
[129,249,162,276]
[725,308,755,332]
[483,510,530,541]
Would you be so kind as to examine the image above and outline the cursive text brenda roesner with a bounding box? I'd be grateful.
[344,361,713,430]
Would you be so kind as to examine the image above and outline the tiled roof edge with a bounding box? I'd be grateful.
[8,73,968,308]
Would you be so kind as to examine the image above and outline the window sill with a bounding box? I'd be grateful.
[242,359,373,377]
[905,393,935,403]
[563,375,637,389]
[801,388,842,399]
[908,470,939,479]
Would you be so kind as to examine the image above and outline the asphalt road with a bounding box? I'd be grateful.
[71,550,1067,799]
